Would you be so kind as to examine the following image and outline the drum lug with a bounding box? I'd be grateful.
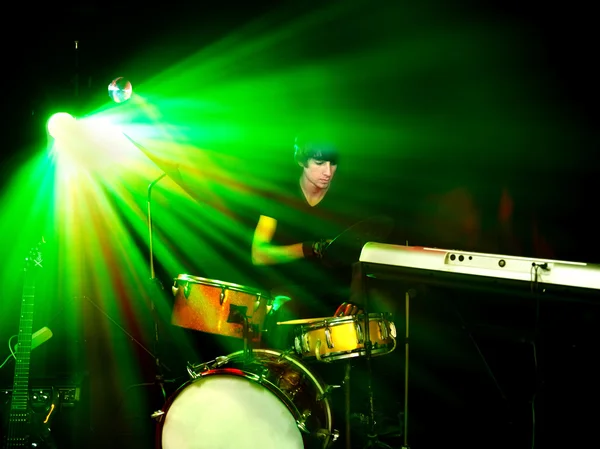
[354,318,364,344]
[330,429,340,443]
[389,320,397,338]
[172,281,191,299]
[252,366,269,385]
[151,410,164,420]
[294,336,302,355]
[378,318,389,339]
[296,409,313,433]
[187,361,206,379]
[254,294,262,313]
[213,356,230,369]
[318,384,341,401]
[219,287,225,305]
[276,350,291,362]
[302,332,310,354]
[325,325,334,349]
[187,356,230,378]
[313,428,339,445]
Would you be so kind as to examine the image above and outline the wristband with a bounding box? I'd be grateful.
[302,240,327,259]
[313,240,326,259]
[302,241,315,258]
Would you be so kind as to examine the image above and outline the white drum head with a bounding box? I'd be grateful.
[161,374,304,449]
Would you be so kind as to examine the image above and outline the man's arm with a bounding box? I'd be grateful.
[251,215,305,265]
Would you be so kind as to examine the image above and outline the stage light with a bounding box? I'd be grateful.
[47,112,76,139]
[108,77,133,103]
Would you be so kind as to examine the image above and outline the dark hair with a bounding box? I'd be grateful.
[293,134,339,166]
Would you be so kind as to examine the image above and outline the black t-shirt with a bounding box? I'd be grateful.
[254,175,366,317]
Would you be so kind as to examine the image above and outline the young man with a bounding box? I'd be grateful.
[250,134,398,448]
[251,133,362,348]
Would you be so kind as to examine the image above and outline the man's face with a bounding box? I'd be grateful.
[302,158,338,189]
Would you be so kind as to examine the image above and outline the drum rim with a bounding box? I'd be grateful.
[222,348,332,437]
[157,348,333,448]
[156,371,307,449]
[224,348,328,393]
[301,345,393,361]
[174,274,270,297]
[296,312,392,330]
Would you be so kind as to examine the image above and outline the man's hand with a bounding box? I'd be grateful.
[303,239,332,259]
[313,239,332,259]
[334,302,364,317]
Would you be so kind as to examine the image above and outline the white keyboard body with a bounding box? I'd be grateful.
[359,242,600,291]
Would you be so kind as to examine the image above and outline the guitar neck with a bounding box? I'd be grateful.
[9,277,35,412]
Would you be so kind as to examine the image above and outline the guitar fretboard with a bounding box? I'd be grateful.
[10,283,35,413]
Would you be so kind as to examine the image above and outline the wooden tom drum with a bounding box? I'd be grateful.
[171,274,272,342]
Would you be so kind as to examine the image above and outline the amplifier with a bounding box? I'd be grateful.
[1,386,81,407]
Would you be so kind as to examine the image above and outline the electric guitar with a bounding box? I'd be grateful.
[1,238,57,449]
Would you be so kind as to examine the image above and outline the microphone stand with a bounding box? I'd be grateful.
[147,172,168,401]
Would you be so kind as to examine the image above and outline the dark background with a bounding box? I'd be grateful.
[1,1,599,449]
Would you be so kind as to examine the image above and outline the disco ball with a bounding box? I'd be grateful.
[108,77,133,103]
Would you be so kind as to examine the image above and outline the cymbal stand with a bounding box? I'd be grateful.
[355,262,393,449]
[147,172,168,400]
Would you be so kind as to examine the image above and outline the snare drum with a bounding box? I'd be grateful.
[171,274,272,341]
[293,313,396,362]
[155,349,337,449]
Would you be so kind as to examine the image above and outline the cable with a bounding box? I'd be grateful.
[8,335,17,359]
[0,354,12,370]
[0,335,18,370]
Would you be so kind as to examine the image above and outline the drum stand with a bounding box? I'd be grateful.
[227,304,254,359]
[361,313,393,449]
[344,361,352,449]
[353,263,412,449]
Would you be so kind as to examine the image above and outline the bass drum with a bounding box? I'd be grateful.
[156,349,337,449]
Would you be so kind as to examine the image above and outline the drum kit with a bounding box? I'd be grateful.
[154,276,397,449]
[148,216,402,449]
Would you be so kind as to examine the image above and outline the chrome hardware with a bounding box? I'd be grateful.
[389,320,397,338]
[151,410,165,420]
[302,332,310,353]
[294,336,302,355]
[378,318,389,339]
[318,384,341,401]
[187,356,230,378]
[312,428,340,443]
[296,409,313,433]
[355,318,364,344]
[325,325,333,349]
[254,294,261,313]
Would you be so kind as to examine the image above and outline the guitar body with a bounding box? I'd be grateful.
[0,238,57,449]
[1,390,58,449]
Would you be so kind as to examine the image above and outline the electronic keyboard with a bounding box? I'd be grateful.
[359,242,600,292]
